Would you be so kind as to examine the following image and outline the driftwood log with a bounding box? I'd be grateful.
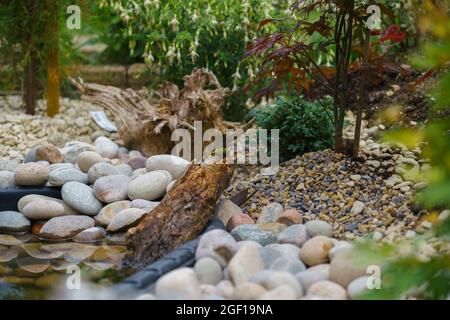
[123,163,235,271]
[69,69,245,156]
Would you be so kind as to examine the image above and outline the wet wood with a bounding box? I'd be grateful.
[123,163,235,271]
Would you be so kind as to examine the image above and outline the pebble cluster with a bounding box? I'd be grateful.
[0,137,189,242]
[226,122,431,242]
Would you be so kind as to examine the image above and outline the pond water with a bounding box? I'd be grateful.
[0,233,129,299]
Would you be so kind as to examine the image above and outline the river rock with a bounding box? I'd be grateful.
[76,151,104,172]
[73,227,106,243]
[48,167,89,186]
[48,163,73,173]
[307,280,347,300]
[305,220,333,237]
[269,256,306,274]
[328,241,353,261]
[233,282,267,300]
[95,137,119,159]
[299,236,335,266]
[22,199,66,220]
[18,194,78,215]
[24,147,36,162]
[277,224,309,247]
[350,201,365,215]
[115,164,132,176]
[128,156,147,170]
[194,257,223,285]
[0,211,30,233]
[0,171,15,188]
[276,208,303,225]
[39,215,95,240]
[259,285,297,300]
[130,199,159,211]
[347,276,370,299]
[106,208,147,232]
[228,242,264,284]
[127,171,170,200]
[329,250,368,287]
[214,199,243,226]
[35,143,63,164]
[226,214,254,231]
[95,201,131,226]
[249,270,303,299]
[295,264,330,291]
[93,175,131,203]
[60,141,96,163]
[87,162,120,183]
[146,155,189,179]
[131,168,147,180]
[196,229,238,268]
[62,182,103,215]
[256,202,284,224]
[230,223,285,246]
[14,163,49,186]
[0,159,19,172]
[155,268,201,300]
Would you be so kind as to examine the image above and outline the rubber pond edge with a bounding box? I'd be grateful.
[0,186,226,298]
[0,186,62,211]
[113,216,225,299]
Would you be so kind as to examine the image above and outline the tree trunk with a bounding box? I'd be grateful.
[353,27,371,159]
[23,0,39,115]
[123,163,235,271]
[45,0,60,117]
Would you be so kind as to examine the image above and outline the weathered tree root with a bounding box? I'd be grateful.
[123,163,235,271]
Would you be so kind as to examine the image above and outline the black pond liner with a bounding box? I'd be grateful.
[0,186,62,211]
[113,216,225,299]
[0,186,226,298]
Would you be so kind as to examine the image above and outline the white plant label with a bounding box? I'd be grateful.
[90,111,118,132]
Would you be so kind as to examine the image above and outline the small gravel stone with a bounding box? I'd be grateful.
[228,242,264,284]
[14,163,49,186]
[350,201,365,215]
[48,167,88,186]
[305,220,333,237]
[214,199,243,226]
[73,226,106,243]
[95,200,131,226]
[76,151,104,172]
[347,276,370,299]
[307,280,347,300]
[196,229,238,267]
[277,224,309,247]
[226,214,254,231]
[39,215,95,240]
[87,162,120,184]
[269,256,306,274]
[230,223,286,246]
[194,257,223,285]
[146,155,189,179]
[275,208,303,226]
[256,202,284,224]
[106,208,147,232]
[95,136,119,159]
[93,174,131,203]
[35,143,63,164]
[295,264,330,291]
[0,171,15,188]
[0,211,30,233]
[299,236,335,266]
[155,268,201,300]
[127,171,171,201]
[61,182,103,215]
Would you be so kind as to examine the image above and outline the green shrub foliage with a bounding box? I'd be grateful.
[250,96,334,162]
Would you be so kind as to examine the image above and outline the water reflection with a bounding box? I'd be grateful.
[0,233,128,299]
